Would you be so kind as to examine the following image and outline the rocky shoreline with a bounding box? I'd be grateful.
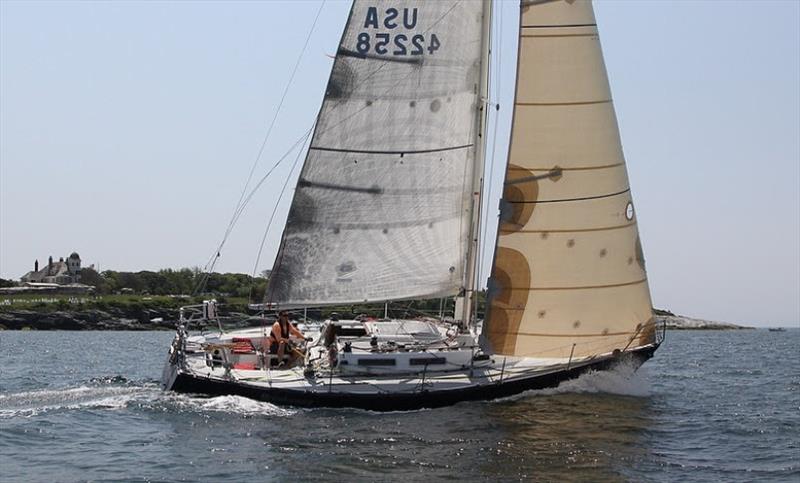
[657,314,753,330]
[0,308,266,331]
[0,309,178,331]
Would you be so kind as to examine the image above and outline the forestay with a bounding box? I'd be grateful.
[484,0,656,359]
[267,1,488,306]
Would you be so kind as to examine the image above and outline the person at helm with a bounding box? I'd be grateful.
[269,310,304,367]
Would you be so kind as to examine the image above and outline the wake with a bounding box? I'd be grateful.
[0,376,293,419]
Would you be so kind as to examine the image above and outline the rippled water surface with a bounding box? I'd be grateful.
[1,329,798,482]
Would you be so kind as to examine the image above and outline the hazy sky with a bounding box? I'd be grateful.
[1,0,798,327]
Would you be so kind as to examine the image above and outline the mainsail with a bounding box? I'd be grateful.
[268,1,490,306]
[484,0,655,359]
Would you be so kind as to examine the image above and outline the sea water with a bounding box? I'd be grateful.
[1,329,797,482]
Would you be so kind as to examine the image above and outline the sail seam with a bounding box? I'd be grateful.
[500,222,637,234]
[520,24,597,29]
[298,181,463,195]
[501,278,648,291]
[508,188,631,204]
[515,100,612,106]
[508,163,623,172]
[521,33,597,38]
[486,330,639,338]
[289,215,460,230]
[309,144,473,155]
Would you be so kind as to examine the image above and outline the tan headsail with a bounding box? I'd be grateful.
[484,0,655,359]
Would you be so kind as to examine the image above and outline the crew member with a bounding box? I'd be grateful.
[269,310,304,367]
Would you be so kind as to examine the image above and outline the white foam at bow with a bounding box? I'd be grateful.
[538,361,651,397]
[493,361,652,404]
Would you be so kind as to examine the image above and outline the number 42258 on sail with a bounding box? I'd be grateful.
[356,7,440,56]
[356,32,441,56]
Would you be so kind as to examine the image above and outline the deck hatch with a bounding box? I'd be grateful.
[356,358,396,366]
[334,326,368,337]
[409,357,446,366]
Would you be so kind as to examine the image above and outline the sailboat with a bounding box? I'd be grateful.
[162,0,665,410]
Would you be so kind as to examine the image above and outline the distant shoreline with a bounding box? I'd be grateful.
[0,294,768,332]
[657,315,755,331]
[0,309,762,332]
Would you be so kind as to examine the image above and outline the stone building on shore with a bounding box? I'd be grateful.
[21,252,82,284]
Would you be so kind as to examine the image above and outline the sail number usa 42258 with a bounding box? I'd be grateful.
[357,7,440,56]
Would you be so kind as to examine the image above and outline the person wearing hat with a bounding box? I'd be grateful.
[268,310,305,367]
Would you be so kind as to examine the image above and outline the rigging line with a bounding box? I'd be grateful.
[456,117,470,299]
[470,0,495,325]
[456,2,488,304]
[474,9,490,292]
[477,0,503,292]
[249,129,313,302]
[227,0,326,230]
[206,1,465,289]
[197,1,325,281]
[225,127,315,237]
[192,126,315,295]
[193,126,313,295]
[243,0,327,198]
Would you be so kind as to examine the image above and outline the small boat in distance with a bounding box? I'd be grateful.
[162,0,665,410]
[768,328,787,332]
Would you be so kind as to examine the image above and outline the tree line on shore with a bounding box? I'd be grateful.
[0,269,672,322]
[0,268,487,320]
[80,267,268,299]
[1,268,268,299]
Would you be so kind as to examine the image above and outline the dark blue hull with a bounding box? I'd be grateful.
[163,344,658,411]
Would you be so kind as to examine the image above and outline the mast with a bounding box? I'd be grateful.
[458,0,493,328]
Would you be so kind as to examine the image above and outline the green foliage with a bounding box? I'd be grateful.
[0,278,16,288]
[3,266,491,320]
[81,267,267,301]
[79,268,112,293]
[0,292,248,313]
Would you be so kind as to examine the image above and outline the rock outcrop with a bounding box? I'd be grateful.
[0,308,269,331]
[0,309,176,330]
[657,314,752,330]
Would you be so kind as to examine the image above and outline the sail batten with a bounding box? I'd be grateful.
[484,0,655,359]
[308,144,473,155]
[520,23,597,29]
[267,1,489,307]
[515,99,611,106]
